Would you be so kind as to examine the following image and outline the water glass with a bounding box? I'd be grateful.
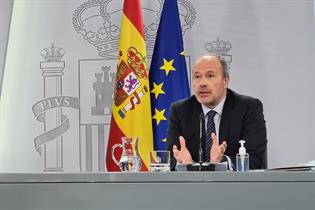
[150,151,170,172]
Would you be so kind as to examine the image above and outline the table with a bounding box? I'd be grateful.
[0,171,314,210]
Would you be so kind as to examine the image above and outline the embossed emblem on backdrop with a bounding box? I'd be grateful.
[32,44,80,172]
[32,0,196,172]
[205,37,233,68]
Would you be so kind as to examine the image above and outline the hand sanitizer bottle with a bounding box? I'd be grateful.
[236,140,249,171]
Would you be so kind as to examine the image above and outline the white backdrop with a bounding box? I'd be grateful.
[0,0,13,96]
[0,0,315,172]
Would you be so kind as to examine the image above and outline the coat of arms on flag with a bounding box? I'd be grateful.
[115,47,147,107]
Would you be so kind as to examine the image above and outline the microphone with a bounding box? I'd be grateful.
[198,112,204,166]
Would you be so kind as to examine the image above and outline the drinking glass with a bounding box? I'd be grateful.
[150,151,170,172]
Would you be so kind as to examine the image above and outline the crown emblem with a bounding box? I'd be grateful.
[40,44,65,62]
[126,47,148,79]
[205,38,232,66]
[72,0,196,59]
[205,38,232,55]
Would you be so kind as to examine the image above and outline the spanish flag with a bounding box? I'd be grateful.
[106,0,153,172]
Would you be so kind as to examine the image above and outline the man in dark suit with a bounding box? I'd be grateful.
[167,55,267,170]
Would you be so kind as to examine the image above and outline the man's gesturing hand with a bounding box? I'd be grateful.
[172,136,193,164]
[209,133,227,163]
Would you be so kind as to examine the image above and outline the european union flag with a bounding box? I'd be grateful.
[149,0,190,150]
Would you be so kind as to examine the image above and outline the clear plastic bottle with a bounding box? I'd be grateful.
[236,140,249,171]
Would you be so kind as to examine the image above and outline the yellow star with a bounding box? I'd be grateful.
[151,82,165,99]
[152,108,167,125]
[162,138,167,143]
[180,51,185,56]
[160,58,176,76]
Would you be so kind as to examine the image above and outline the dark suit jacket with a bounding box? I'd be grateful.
[167,89,267,170]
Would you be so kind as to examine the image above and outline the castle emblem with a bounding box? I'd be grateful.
[78,58,116,172]
[92,66,115,115]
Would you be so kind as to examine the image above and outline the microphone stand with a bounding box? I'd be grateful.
[198,112,204,171]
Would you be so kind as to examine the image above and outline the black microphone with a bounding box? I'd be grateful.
[198,112,204,166]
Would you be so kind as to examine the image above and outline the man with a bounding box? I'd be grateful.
[167,55,267,170]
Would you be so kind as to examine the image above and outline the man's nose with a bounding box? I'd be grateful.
[199,77,207,87]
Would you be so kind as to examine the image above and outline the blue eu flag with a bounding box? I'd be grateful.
[149,0,190,150]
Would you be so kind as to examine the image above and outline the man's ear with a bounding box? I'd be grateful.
[224,75,230,88]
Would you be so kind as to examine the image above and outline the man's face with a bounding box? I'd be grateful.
[192,56,229,108]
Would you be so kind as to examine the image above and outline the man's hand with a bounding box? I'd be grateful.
[172,136,193,164]
[209,133,227,163]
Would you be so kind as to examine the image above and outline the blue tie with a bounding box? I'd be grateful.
[205,110,216,162]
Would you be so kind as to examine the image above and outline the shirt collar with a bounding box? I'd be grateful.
[201,96,226,116]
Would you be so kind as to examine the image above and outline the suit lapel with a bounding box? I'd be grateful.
[219,90,234,144]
